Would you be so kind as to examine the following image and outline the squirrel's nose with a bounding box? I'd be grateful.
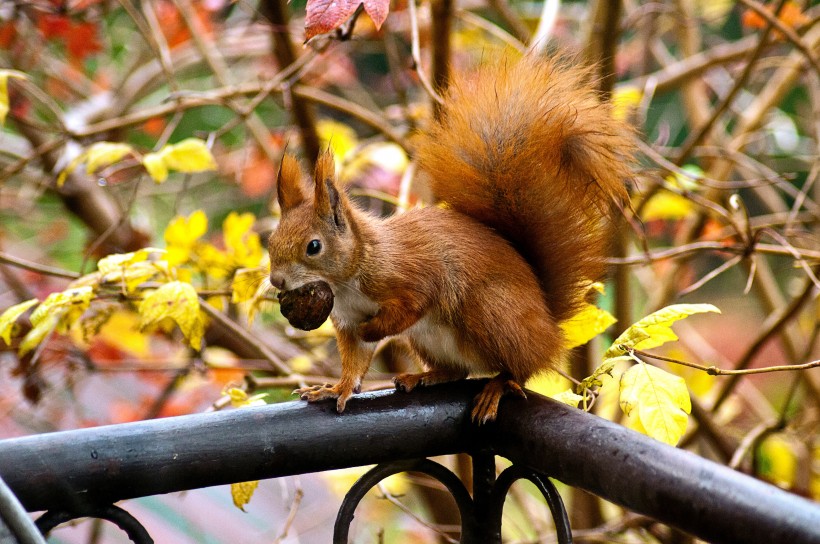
[269,272,286,290]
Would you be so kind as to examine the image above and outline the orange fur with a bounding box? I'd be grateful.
[268,54,634,421]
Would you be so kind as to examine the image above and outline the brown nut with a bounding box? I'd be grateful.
[278,280,334,331]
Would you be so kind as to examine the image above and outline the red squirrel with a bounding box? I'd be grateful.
[268,55,634,423]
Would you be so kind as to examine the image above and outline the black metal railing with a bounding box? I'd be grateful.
[1,380,819,543]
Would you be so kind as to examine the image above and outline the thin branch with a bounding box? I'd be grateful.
[627,346,820,376]
[0,251,80,280]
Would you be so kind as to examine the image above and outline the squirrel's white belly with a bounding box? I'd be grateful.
[330,281,380,329]
[404,315,476,374]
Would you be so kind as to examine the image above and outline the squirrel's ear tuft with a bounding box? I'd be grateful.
[276,155,307,211]
[313,150,346,230]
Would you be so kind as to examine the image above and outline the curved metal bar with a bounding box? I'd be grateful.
[334,458,477,543]
[0,475,46,544]
[490,465,572,544]
[35,504,153,544]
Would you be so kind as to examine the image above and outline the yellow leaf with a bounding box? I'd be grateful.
[605,304,721,359]
[57,153,85,188]
[97,248,162,274]
[85,142,134,174]
[619,362,691,446]
[0,70,27,126]
[340,142,409,184]
[317,119,358,162]
[0,299,38,345]
[159,138,217,173]
[142,152,168,183]
[231,267,268,304]
[164,211,208,266]
[196,243,231,279]
[19,286,94,354]
[579,356,629,391]
[30,286,95,332]
[561,303,616,349]
[612,87,642,121]
[139,281,204,350]
[527,373,572,397]
[19,314,60,356]
[550,388,585,408]
[223,212,264,269]
[95,310,150,356]
[231,480,259,512]
[641,191,696,221]
[757,435,797,489]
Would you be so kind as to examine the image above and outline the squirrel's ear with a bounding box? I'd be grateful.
[276,155,307,211]
[313,150,346,231]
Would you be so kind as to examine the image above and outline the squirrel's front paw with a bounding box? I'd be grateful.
[293,383,355,412]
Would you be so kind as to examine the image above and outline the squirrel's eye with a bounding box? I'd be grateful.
[306,239,322,256]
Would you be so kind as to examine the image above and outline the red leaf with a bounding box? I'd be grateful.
[304,0,360,40]
[66,21,102,62]
[37,14,71,39]
[0,21,17,49]
[362,0,389,29]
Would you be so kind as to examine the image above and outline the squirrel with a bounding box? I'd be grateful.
[268,54,634,423]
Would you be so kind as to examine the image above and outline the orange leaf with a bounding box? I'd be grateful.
[742,1,808,33]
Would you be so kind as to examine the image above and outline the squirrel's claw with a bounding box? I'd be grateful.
[293,383,355,412]
[471,376,527,424]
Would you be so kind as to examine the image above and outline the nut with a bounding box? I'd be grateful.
[278,280,334,331]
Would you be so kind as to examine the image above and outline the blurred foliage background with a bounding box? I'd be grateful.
[0,0,818,542]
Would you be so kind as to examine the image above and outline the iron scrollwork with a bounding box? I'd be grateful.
[334,455,572,544]
[36,504,154,544]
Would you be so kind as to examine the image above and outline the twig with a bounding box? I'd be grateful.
[626,346,820,376]
[199,299,292,375]
[0,251,80,280]
[738,0,820,80]
[407,0,444,106]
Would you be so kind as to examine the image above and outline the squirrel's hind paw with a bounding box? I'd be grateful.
[472,376,527,424]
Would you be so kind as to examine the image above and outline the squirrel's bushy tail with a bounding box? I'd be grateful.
[416,54,634,323]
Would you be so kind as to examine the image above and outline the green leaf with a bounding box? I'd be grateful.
[139,281,204,350]
[605,304,720,359]
[0,299,38,345]
[619,362,691,446]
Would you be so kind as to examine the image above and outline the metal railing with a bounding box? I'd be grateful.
[1,380,819,543]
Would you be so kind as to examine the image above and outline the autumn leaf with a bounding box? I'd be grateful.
[231,480,260,512]
[619,361,691,446]
[561,303,616,349]
[641,191,696,221]
[604,304,720,359]
[138,281,204,350]
[757,435,797,489]
[223,212,264,269]
[19,287,95,355]
[305,0,389,41]
[317,119,359,161]
[742,1,808,33]
[142,138,217,183]
[85,142,134,174]
[0,299,38,345]
[611,87,642,121]
[550,389,586,408]
[164,210,208,266]
[0,70,27,126]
